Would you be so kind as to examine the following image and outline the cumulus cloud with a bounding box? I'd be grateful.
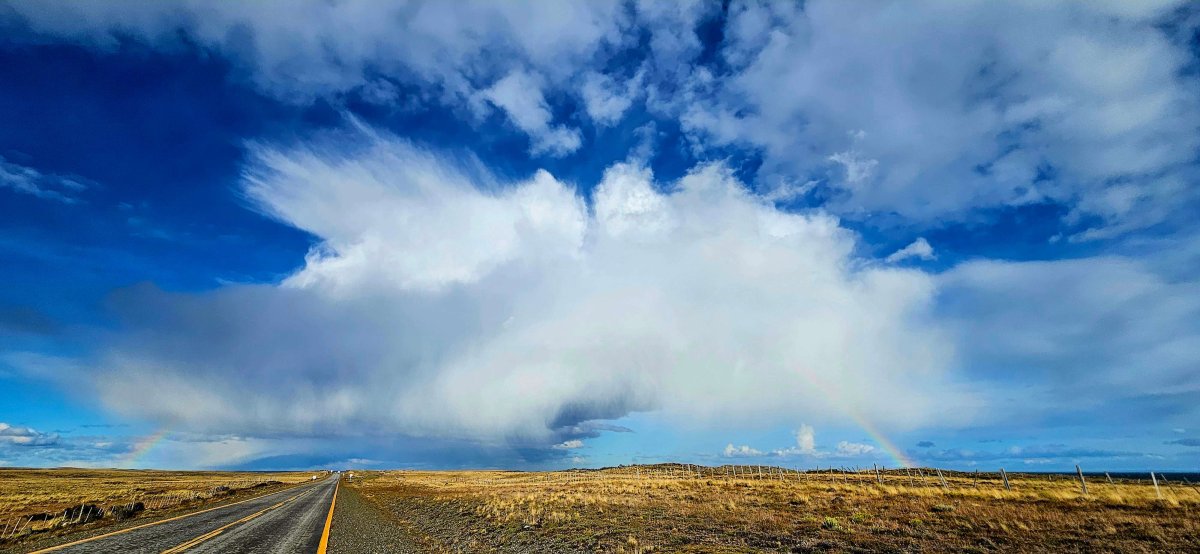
[481,70,582,156]
[827,149,878,186]
[580,70,642,126]
[0,423,58,446]
[552,440,583,450]
[2,0,628,102]
[794,424,816,454]
[886,238,935,264]
[68,126,965,451]
[8,1,1196,238]
[835,441,875,456]
[771,424,818,457]
[683,0,1200,236]
[723,444,763,458]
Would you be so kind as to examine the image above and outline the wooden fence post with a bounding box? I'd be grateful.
[873,463,883,485]
[1160,474,1180,500]
[1151,472,1162,500]
[1180,477,1200,498]
[935,468,948,488]
[1075,465,1088,496]
[1000,468,1011,491]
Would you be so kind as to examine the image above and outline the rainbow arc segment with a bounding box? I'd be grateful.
[118,428,170,467]
[795,368,915,468]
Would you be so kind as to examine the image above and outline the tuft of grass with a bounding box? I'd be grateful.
[822,516,842,531]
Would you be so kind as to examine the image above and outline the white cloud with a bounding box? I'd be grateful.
[772,424,819,457]
[761,179,818,204]
[580,70,642,126]
[885,238,935,263]
[795,424,815,454]
[0,156,90,203]
[9,1,1191,238]
[765,425,885,460]
[552,439,583,450]
[683,0,1200,237]
[0,423,58,446]
[4,1,628,101]
[69,126,965,447]
[937,253,1200,427]
[835,441,875,456]
[244,132,587,293]
[827,150,878,186]
[724,443,763,458]
[481,70,582,157]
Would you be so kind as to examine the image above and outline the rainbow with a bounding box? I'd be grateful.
[118,428,170,467]
[795,369,915,468]
[843,408,915,468]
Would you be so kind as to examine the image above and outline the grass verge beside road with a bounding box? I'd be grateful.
[0,468,316,553]
[340,465,1200,553]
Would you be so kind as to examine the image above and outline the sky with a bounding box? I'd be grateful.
[0,0,1198,473]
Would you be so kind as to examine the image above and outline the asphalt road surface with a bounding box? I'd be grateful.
[33,476,338,554]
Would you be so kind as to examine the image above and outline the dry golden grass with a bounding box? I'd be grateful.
[346,465,1200,553]
[0,468,313,546]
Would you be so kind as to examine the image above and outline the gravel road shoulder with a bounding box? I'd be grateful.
[327,485,428,553]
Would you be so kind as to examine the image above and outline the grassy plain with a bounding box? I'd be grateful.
[0,468,312,549]
[341,465,1200,553]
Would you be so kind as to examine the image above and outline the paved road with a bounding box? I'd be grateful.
[34,476,338,554]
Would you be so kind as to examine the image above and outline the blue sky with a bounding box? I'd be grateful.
[1,1,1198,472]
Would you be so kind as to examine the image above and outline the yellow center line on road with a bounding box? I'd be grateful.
[158,487,314,554]
[28,480,323,554]
[316,478,339,554]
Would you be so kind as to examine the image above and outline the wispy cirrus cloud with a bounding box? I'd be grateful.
[1165,438,1200,447]
[0,156,91,203]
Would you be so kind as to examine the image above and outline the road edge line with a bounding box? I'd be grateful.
[27,479,321,554]
[316,478,339,554]
[159,489,310,554]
